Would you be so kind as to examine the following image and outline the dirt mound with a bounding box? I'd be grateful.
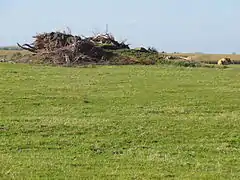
[17,31,132,65]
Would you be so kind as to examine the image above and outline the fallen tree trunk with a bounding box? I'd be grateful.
[17,43,36,52]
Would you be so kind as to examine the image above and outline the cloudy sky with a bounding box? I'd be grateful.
[1,0,240,53]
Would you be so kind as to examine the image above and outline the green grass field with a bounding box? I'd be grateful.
[1,63,240,179]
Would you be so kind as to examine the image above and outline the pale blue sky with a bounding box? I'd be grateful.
[1,0,239,53]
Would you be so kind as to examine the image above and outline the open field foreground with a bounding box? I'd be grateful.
[1,63,240,179]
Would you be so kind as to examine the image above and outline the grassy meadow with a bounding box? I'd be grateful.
[1,62,240,179]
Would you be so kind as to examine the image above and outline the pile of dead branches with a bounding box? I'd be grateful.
[17,31,131,65]
[17,32,82,52]
[87,33,130,50]
[37,39,113,65]
[17,31,116,65]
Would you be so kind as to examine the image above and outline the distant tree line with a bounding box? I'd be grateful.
[0,46,22,50]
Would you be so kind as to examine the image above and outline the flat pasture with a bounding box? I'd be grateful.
[1,63,240,179]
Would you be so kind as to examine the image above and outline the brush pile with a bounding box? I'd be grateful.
[87,33,129,50]
[17,31,130,65]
